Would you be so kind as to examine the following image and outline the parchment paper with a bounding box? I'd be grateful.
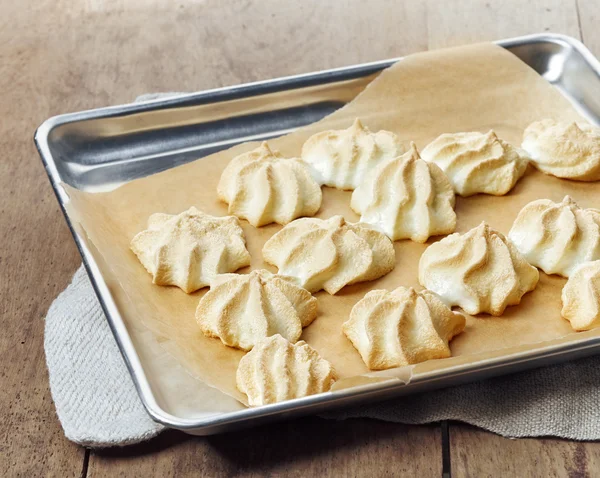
[65,42,600,407]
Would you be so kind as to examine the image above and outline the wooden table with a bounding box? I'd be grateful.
[3,0,600,476]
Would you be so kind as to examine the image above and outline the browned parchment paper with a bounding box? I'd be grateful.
[65,42,600,407]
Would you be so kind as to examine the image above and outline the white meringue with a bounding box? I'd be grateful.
[262,215,395,294]
[236,334,336,406]
[351,143,456,242]
[522,119,600,181]
[217,142,322,227]
[419,222,539,316]
[561,260,600,331]
[508,196,600,277]
[343,287,465,370]
[130,207,251,293]
[421,130,529,196]
[196,269,318,351]
[301,118,406,190]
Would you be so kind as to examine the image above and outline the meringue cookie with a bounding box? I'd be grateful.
[217,142,322,227]
[343,287,465,370]
[301,118,406,190]
[130,207,251,293]
[262,215,395,294]
[561,260,600,331]
[421,130,529,196]
[196,269,318,351]
[522,119,600,181]
[236,334,336,406]
[419,222,539,315]
[508,196,600,277]
[351,143,456,242]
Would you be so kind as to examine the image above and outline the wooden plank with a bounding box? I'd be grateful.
[0,0,88,476]
[3,0,428,109]
[88,418,443,478]
[427,0,581,49]
[450,424,600,478]
[577,0,600,57]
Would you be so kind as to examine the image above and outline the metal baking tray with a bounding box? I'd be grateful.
[35,33,600,435]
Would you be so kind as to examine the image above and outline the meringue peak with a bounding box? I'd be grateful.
[262,215,395,294]
[508,195,600,277]
[351,142,456,242]
[217,141,322,227]
[130,207,251,293]
[419,221,539,315]
[301,118,406,190]
[350,117,367,132]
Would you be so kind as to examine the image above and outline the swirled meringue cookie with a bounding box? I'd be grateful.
[196,269,317,351]
[130,207,251,293]
[236,334,336,406]
[508,196,600,277]
[419,222,539,315]
[421,131,529,196]
[561,260,600,331]
[262,215,395,294]
[217,142,322,227]
[342,287,465,370]
[301,118,406,190]
[351,143,456,242]
[522,119,600,181]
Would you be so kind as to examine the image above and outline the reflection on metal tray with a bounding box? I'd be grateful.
[35,34,600,435]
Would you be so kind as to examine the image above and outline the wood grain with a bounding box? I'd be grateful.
[426,0,581,49]
[3,0,600,476]
[450,424,600,478]
[1,0,86,476]
[88,419,443,478]
[577,0,600,58]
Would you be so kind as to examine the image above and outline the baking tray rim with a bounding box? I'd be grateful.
[34,32,600,433]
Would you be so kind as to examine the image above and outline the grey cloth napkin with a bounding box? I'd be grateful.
[46,264,600,446]
[43,94,600,446]
[45,266,165,446]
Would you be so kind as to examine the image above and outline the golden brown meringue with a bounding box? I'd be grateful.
[508,196,600,277]
[196,269,318,351]
[217,142,322,227]
[262,215,395,294]
[343,287,465,370]
[522,119,600,181]
[421,130,529,196]
[419,222,539,315]
[351,143,456,242]
[561,260,600,331]
[130,207,251,293]
[301,118,406,190]
[236,334,336,406]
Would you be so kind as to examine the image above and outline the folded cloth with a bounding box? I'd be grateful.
[44,94,600,446]
[45,266,165,446]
